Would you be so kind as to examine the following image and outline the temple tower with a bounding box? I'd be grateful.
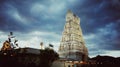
[58,10,88,61]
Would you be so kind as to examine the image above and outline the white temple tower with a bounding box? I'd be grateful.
[58,10,88,61]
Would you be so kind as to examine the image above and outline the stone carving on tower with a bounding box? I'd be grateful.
[58,10,88,61]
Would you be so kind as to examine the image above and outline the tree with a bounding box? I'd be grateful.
[39,48,59,67]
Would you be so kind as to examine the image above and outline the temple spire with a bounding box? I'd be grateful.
[58,10,88,61]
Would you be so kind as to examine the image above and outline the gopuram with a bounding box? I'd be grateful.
[58,10,88,61]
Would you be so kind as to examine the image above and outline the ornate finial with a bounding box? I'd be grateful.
[67,9,73,14]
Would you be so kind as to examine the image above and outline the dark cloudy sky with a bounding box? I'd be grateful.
[0,0,120,57]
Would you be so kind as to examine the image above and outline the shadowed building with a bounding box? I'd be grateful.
[58,10,88,61]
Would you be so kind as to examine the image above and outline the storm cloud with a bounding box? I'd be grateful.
[0,0,120,57]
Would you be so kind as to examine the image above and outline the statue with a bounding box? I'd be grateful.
[1,32,19,51]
